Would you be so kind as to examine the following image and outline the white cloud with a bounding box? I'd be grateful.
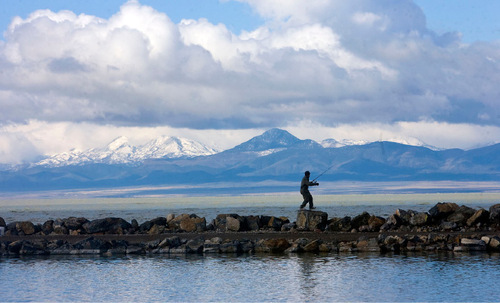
[0,0,500,163]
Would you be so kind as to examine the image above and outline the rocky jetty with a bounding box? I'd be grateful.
[1,203,500,256]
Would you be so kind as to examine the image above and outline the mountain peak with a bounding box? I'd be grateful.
[231,128,301,151]
[107,136,130,151]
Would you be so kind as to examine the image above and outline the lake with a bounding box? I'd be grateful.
[1,193,500,302]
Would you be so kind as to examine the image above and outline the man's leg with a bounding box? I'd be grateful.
[309,195,315,209]
[300,194,308,208]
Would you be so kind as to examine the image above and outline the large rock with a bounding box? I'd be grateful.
[0,217,5,227]
[429,202,459,221]
[139,217,167,233]
[351,212,371,230]
[243,215,261,231]
[226,216,243,232]
[326,217,351,232]
[447,206,476,225]
[179,216,206,232]
[16,221,36,235]
[211,214,239,232]
[368,216,386,231]
[255,239,290,253]
[296,210,328,231]
[82,217,132,234]
[409,212,430,226]
[260,216,287,231]
[467,209,490,227]
[489,204,500,224]
[63,217,89,231]
[42,220,54,235]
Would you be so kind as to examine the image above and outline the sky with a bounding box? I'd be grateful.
[1,0,500,164]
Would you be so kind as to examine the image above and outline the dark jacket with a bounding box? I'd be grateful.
[300,176,318,194]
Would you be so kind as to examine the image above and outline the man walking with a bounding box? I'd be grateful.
[300,171,319,210]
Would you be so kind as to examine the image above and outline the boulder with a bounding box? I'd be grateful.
[296,210,328,231]
[255,239,290,253]
[395,209,414,225]
[186,239,204,254]
[211,214,239,232]
[326,217,351,232]
[226,216,243,232]
[42,220,54,235]
[260,216,286,231]
[428,202,459,221]
[303,239,321,252]
[179,216,206,232]
[166,213,175,223]
[73,237,109,254]
[356,238,380,252]
[244,215,261,231]
[447,206,476,225]
[204,239,221,254]
[219,240,241,253]
[83,217,132,234]
[409,212,430,226]
[16,221,36,235]
[53,219,68,235]
[0,217,5,227]
[139,217,167,233]
[489,204,500,224]
[368,216,386,231]
[20,240,48,256]
[351,212,371,230]
[467,209,490,227]
[63,217,89,231]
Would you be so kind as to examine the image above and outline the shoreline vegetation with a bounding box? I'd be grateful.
[1,203,500,256]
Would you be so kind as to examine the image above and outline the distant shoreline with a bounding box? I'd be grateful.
[2,180,500,199]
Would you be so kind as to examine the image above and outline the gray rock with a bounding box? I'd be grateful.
[226,216,242,232]
[296,210,328,231]
[447,206,476,225]
[16,221,36,235]
[244,215,261,231]
[326,217,351,232]
[83,217,132,234]
[186,239,204,254]
[0,217,6,227]
[42,220,54,235]
[429,202,459,220]
[489,204,500,224]
[261,216,286,231]
[409,212,430,226]
[351,212,370,230]
[139,217,167,233]
[357,238,380,252]
[467,208,490,227]
[368,216,386,231]
[63,217,89,231]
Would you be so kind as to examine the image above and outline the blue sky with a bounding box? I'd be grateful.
[2,0,498,43]
[1,0,500,163]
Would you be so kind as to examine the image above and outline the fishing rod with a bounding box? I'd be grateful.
[312,164,335,182]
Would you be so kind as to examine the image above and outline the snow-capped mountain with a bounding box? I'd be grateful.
[35,136,219,167]
[321,137,440,150]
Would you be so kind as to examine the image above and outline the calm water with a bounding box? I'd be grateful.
[1,253,500,302]
[1,193,500,302]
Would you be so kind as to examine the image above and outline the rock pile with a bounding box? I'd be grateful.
[1,203,500,256]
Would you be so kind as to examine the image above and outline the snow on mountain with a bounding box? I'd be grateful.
[321,137,441,150]
[35,136,219,167]
[321,138,370,148]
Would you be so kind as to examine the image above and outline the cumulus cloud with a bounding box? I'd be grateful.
[0,0,499,163]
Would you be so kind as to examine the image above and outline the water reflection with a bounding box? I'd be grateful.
[1,252,500,302]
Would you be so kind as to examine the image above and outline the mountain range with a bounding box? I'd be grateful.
[1,128,499,195]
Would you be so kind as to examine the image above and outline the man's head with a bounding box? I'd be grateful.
[305,171,310,176]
